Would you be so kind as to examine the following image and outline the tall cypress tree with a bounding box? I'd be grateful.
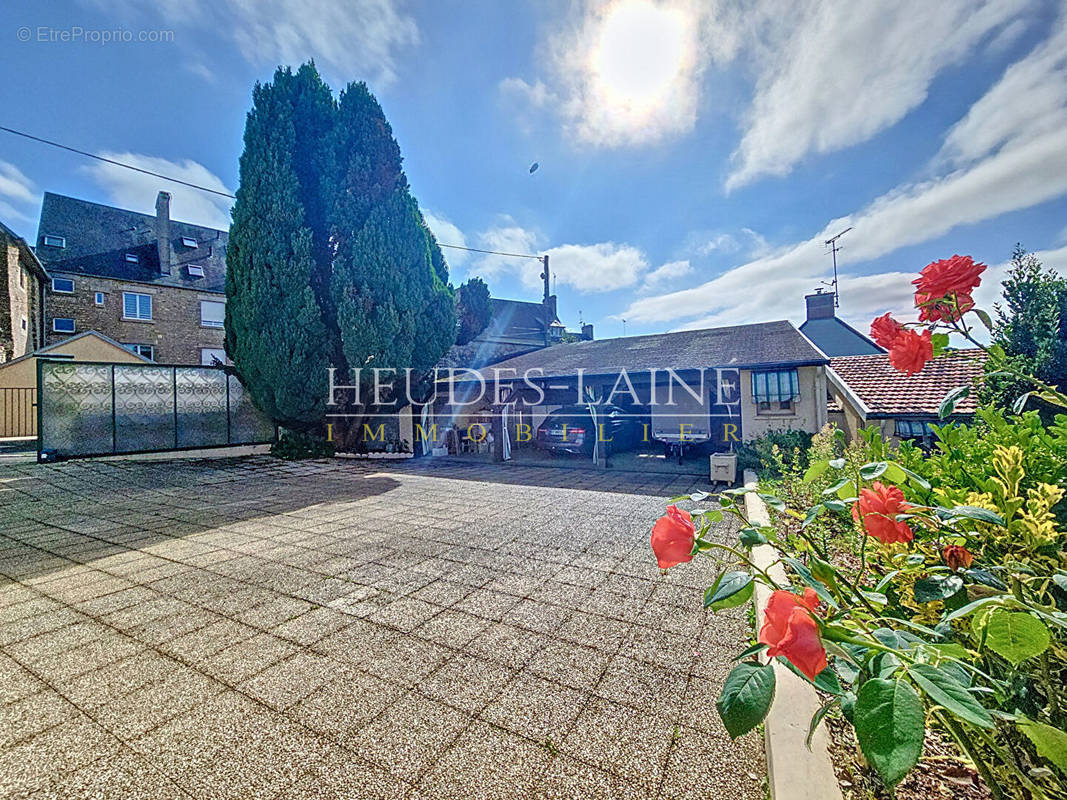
[226,68,331,427]
[227,65,456,431]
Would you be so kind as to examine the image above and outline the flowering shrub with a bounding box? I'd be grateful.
[653,257,1067,797]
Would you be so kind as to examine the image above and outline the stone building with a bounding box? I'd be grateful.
[34,191,228,366]
[1,220,48,363]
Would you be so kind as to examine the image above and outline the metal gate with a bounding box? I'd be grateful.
[37,358,275,461]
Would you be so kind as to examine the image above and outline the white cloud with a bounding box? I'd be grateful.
[88,0,418,87]
[621,120,1067,330]
[545,242,649,293]
[937,18,1067,169]
[725,0,1027,189]
[503,0,718,147]
[422,210,469,269]
[640,259,693,292]
[83,152,233,230]
[465,217,650,294]
[0,161,38,223]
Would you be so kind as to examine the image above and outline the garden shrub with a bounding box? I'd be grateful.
[651,255,1067,798]
[734,429,814,477]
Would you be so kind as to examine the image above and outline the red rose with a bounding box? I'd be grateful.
[916,290,975,323]
[870,313,905,350]
[650,505,696,569]
[759,589,827,681]
[888,328,933,375]
[852,482,914,544]
[942,545,974,571]
[912,255,986,299]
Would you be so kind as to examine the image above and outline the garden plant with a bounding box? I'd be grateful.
[651,256,1067,798]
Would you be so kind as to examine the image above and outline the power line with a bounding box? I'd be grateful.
[434,242,543,260]
[0,124,237,199]
[0,123,542,260]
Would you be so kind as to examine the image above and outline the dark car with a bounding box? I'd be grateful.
[535,404,644,456]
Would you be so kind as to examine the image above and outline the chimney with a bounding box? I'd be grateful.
[805,289,836,321]
[155,191,172,274]
[581,323,594,341]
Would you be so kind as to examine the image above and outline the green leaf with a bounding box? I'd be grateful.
[883,462,908,484]
[829,457,846,469]
[930,332,950,358]
[898,465,931,490]
[907,663,993,728]
[974,308,993,331]
[738,527,768,548]
[854,678,925,787]
[780,658,844,696]
[860,461,888,480]
[836,480,857,500]
[1013,392,1032,414]
[1018,718,1067,774]
[690,491,710,502]
[716,662,776,738]
[822,478,850,496]
[734,643,768,661]
[823,498,847,513]
[758,493,786,512]
[804,459,830,482]
[938,386,970,419]
[964,568,1007,591]
[913,575,965,604]
[807,698,840,750]
[984,610,1051,666]
[945,505,1005,526]
[704,572,754,612]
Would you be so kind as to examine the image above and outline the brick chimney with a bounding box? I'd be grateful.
[581,323,594,341]
[805,289,836,321]
[155,191,171,274]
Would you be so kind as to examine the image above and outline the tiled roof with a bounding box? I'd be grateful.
[460,320,827,379]
[800,316,883,357]
[829,349,988,418]
[34,192,227,292]
[0,219,49,280]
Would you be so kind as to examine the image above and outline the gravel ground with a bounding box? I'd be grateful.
[0,455,764,799]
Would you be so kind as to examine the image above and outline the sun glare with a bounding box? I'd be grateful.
[591,0,691,115]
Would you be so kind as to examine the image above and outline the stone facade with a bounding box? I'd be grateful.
[45,273,225,365]
[1,229,46,363]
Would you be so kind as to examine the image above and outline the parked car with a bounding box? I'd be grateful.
[535,404,644,456]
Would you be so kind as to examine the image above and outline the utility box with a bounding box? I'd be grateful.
[710,453,737,484]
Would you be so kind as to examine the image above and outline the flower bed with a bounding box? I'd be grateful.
[650,257,1067,799]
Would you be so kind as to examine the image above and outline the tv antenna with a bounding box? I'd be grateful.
[823,227,852,308]
[621,318,627,336]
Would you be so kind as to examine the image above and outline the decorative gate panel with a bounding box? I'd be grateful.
[38,359,274,461]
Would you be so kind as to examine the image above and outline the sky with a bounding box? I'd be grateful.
[2,0,1066,341]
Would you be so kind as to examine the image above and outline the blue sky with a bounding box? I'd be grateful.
[2,0,1066,340]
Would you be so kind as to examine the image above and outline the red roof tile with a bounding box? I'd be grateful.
[829,349,987,418]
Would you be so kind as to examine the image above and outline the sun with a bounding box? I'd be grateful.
[590,0,691,116]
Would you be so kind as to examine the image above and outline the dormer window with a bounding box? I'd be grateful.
[181,236,198,248]
[187,265,205,278]
[42,235,65,248]
[125,253,139,263]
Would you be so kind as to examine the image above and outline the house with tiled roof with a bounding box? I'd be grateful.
[1,219,49,363]
[34,191,229,365]
[827,349,988,444]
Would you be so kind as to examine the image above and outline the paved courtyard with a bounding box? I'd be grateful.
[0,456,763,799]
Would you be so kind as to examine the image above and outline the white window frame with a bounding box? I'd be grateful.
[42,235,65,248]
[94,291,105,306]
[200,348,227,366]
[187,265,205,278]
[125,253,139,263]
[51,277,75,294]
[53,317,76,333]
[181,236,198,248]
[200,300,225,328]
[122,292,153,321]
[123,343,155,361]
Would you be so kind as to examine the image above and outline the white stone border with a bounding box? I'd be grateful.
[744,469,843,800]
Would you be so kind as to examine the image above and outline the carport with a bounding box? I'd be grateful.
[425,320,830,476]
